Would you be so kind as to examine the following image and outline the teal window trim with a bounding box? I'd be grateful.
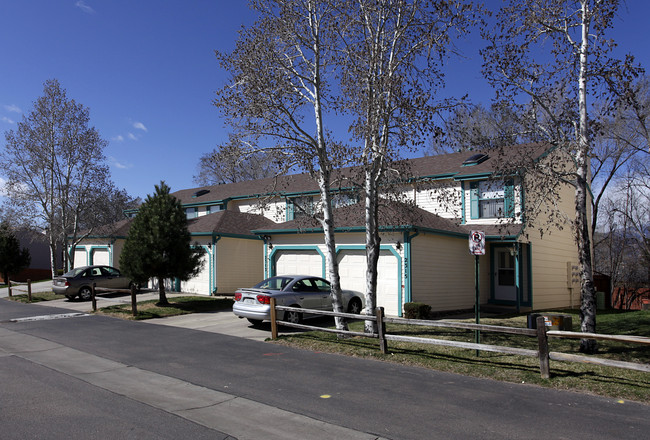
[335,244,404,317]
[504,179,515,218]
[470,179,516,220]
[469,181,479,219]
[267,245,326,278]
[285,199,294,221]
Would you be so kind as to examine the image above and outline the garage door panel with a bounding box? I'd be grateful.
[183,253,210,295]
[275,250,322,277]
[74,249,87,268]
[338,249,399,316]
[91,249,110,266]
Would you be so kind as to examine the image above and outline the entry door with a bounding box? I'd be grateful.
[494,248,516,301]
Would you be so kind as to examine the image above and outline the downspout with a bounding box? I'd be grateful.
[404,229,420,305]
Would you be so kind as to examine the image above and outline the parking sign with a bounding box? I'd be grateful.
[469,231,485,255]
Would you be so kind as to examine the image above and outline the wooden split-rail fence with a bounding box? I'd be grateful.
[268,298,650,379]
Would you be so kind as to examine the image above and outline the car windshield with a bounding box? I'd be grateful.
[62,267,87,278]
[254,277,293,291]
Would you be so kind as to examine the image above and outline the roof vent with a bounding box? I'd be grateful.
[462,153,489,166]
[192,189,210,198]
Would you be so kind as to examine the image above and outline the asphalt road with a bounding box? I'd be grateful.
[1,299,648,439]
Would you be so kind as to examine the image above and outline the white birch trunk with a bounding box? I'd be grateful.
[576,0,598,353]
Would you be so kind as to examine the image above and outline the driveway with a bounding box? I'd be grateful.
[1,282,271,342]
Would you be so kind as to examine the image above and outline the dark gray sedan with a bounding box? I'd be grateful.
[52,265,133,300]
[232,275,363,326]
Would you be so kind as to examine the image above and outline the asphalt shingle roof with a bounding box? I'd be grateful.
[171,143,550,206]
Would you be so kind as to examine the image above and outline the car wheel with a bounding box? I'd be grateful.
[284,309,302,324]
[347,297,362,314]
[79,287,92,301]
[247,318,263,327]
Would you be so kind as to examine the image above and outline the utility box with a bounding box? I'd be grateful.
[596,291,606,310]
[527,313,573,331]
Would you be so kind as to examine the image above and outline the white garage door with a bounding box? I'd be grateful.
[275,250,323,277]
[74,249,87,268]
[91,249,110,266]
[338,249,399,316]
[183,252,211,295]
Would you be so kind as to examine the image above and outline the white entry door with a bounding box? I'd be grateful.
[494,248,516,302]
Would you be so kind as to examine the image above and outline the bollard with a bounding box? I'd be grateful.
[536,315,550,379]
[91,283,97,312]
[27,279,32,303]
[270,297,278,340]
[8,280,12,297]
[130,283,138,317]
[376,307,388,354]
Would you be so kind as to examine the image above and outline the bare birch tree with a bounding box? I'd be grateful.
[481,0,642,352]
[213,0,352,330]
[2,79,128,276]
[336,0,477,331]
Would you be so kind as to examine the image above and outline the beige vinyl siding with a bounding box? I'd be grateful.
[111,239,126,270]
[410,233,489,311]
[215,237,264,294]
[526,180,580,310]
[412,182,463,219]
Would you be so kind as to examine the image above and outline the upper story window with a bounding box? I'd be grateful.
[331,193,358,209]
[287,196,315,220]
[469,179,515,219]
[205,205,222,215]
[186,207,198,219]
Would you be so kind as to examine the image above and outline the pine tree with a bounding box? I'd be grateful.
[119,182,204,306]
[0,222,31,284]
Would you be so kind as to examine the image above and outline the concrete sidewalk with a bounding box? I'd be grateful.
[0,324,384,440]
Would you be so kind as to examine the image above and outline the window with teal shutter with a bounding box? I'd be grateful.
[470,179,516,219]
[504,179,515,218]
[470,181,480,219]
[286,199,294,221]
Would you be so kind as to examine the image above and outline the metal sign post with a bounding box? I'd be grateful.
[469,231,485,356]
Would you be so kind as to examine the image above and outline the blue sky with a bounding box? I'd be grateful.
[1,1,649,200]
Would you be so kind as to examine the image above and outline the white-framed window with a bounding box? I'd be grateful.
[469,179,515,219]
[186,207,198,219]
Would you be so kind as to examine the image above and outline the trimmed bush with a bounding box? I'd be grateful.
[404,302,431,319]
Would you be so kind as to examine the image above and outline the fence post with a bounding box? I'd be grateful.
[270,297,278,340]
[130,284,138,317]
[8,280,12,297]
[376,307,388,354]
[27,279,32,303]
[91,283,97,312]
[536,315,550,379]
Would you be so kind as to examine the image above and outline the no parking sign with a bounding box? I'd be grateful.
[469,230,485,255]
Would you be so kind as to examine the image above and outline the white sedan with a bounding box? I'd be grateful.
[232,275,363,326]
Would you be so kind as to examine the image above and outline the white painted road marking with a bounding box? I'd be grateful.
[10,313,90,323]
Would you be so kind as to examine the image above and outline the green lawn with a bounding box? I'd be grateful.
[95,296,234,320]
[272,309,650,403]
[5,291,59,303]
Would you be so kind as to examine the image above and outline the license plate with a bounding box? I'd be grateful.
[244,298,254,304]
